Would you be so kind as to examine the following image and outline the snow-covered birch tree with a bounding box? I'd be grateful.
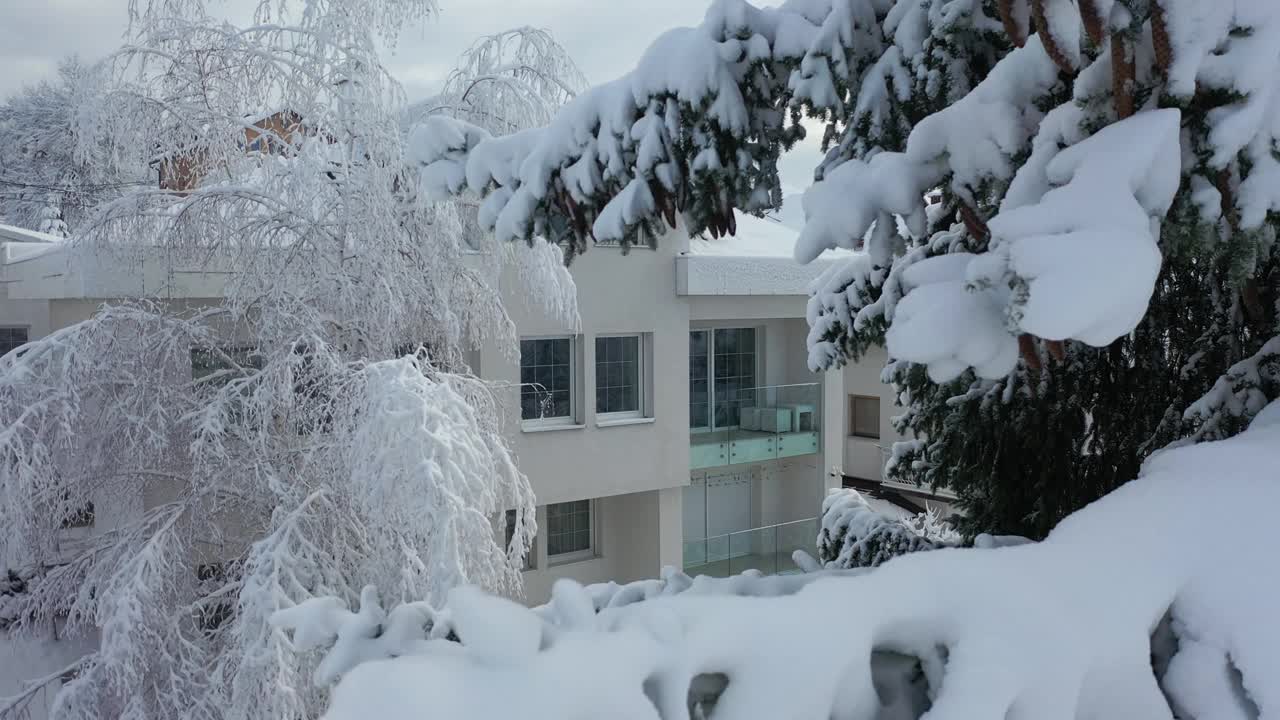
[406,26,588,319]
[0,1,595,718]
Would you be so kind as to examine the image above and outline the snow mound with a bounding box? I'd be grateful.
[286,419,1280,719]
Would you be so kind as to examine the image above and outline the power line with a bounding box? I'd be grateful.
[0,177,152,194]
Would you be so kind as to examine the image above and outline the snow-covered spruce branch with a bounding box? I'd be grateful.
[1175,334,1280,446]
[406,0,817,255]
[283,413,1280,719]
[816,489,962,570]
[788,0,1280,538]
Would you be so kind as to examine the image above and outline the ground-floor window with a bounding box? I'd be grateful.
[0,327,28,357]
[545,499,594,562]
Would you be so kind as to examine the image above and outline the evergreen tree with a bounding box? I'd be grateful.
[803,0,1280,538]
[417,0,1280,540]
[816,489,960,569]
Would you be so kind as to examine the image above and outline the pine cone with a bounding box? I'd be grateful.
[1032,0,1076,75]
[1110,31,1136,118]
[1045,340,1066,361]
[998,0,1027,48]
[1018,334,1043,371]
[1078,0,1104,45]
[1150,0,1172,75]
[959,202,990,241]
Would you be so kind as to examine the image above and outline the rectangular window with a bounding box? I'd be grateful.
[520,337,574,422]
[595,335,641,417]
[191,346,261,381]
[0,327,29,357]
[689,331,709,430]
[850,394,881,439]
[545,500,593,561]
[191,347,263,430]
[712,328,756,429]
[60,500,94,529]
[505,509,534,570]
[196,563,235,634]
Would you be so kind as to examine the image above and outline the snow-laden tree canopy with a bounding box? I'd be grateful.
[410,26,589,136]
[278,406,1280,720]
[0,57,139,236]
[0,1,587,718]
[416,0,1280,538]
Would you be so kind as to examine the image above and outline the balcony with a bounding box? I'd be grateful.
[689,382,821,469]
[682,517,819,577]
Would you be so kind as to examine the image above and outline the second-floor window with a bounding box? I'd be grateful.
[595,335,642,418]
[689,328,757,431]
[520,337,574,423]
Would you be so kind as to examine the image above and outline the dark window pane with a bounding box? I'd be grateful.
[547,500,592,557]
[717,329,736,353]
[0,327,29,356]
[690,331,707,355]
[851,395,880,438]
[521,337,574,420]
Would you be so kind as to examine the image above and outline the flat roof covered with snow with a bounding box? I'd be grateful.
[0,223,64,246]
[677,211,857,296]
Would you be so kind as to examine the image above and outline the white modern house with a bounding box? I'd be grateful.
[0,215,927,607]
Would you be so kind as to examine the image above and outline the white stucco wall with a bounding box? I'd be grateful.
[484,239,692,507]
[518,486,682,605]
[0,228,904,610]
[841,343,900,481]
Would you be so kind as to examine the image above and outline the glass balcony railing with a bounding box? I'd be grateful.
[689,382,821,469]
[682,517,819,577]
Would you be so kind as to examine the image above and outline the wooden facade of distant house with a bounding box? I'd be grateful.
[152,110,309,193]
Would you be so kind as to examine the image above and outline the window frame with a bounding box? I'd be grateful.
[849,394,881,440]
[545,499,597,565]
[519,335,578,427]
[594,333,645,421]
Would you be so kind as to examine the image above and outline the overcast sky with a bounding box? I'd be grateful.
[0,0,822,192]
